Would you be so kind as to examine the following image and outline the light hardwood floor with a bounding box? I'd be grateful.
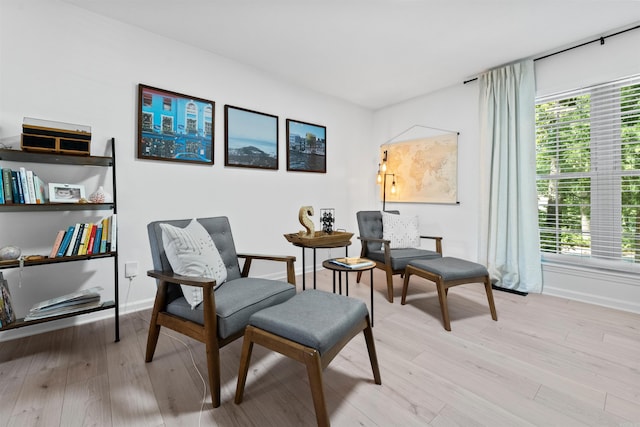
[1,268,639,426]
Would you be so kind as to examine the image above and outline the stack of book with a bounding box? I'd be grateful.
[0,166,48,205]
[329,257,375,268]
[24,286,103,321]
[48,214,117,258]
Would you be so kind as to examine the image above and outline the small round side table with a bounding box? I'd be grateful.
[322,258,376,326]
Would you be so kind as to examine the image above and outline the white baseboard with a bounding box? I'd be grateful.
[543,285,640,314]
[542,262,640,314]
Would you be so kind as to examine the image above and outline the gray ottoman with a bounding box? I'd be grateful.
[402,257,498,331]
[234,290,381,427]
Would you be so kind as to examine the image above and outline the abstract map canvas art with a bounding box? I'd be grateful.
[380,133,458,204]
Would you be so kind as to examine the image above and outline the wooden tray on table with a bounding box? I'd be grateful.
[284,231,353,247]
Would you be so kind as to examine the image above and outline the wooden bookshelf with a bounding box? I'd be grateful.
[0,139,119,341]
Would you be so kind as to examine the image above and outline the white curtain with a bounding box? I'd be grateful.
[478,59,543,293]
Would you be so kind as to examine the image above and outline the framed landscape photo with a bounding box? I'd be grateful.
[49,183,85,203]
[286,119,326,173]
[137,84,214,165]
[225,105,278,170]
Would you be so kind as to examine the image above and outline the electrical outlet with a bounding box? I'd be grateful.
[125,261,139,278]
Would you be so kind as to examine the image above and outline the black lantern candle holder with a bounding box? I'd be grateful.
[320,208,335,234]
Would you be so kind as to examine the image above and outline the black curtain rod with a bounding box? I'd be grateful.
[463,24,640,84]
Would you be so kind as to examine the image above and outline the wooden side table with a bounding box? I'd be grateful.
[284,232,353,290]
[322,258,376,326]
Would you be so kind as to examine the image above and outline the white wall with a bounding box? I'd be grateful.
[0,0,373,340]
[373,28,640,313]
[372,84,481,260]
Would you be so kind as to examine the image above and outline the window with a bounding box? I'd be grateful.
[536,74,640,272]
[204,105,213,137]
[185,101,197,134]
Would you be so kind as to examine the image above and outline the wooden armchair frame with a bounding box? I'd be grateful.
[146,217,296,407]
[356,235,442,302]
[355,210,443,303]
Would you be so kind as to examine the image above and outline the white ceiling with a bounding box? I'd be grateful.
[64,0,640,110]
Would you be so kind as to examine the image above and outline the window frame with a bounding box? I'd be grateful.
[535,74,640,274]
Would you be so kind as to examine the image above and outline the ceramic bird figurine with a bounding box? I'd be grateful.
[298,206,315,237]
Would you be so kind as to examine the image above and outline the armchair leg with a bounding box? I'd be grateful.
[363,317,381,385]
[401,268,411,305]
[484,276,498,321]
[201,284,222,407]
[385,268,394,303]
[206,336,222,407]
[357,246,367,284]
[145,322,161,363]
[235,328,255,404]
[145,281,168,362]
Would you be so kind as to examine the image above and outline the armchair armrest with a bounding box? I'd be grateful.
[357,236,391,244]
[357,235,442,256]
[146,270,217,321]
[419,235,443,254]
[237,253,297,285]
[357,236,391,257]
[147,270,217,289]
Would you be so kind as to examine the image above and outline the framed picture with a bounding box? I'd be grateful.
[137,84,215,165]
[49,183,85,203]
[225,105,278,170]
[286,119,326,173]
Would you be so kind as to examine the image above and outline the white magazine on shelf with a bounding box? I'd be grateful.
[28,286,103,313]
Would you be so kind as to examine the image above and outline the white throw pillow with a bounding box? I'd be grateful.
[160,219,228,309]
[381,212,421,248]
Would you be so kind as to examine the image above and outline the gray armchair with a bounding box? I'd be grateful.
[356,210,442,303]
[146,216,296,407]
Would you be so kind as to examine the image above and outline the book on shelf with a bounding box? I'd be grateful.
[56,225,75,257]
[11,171,23,204]
[329,257,375,269]
[100,216,109,253]
[25,169,36,205]
[33,174,47,204]
[77,223,91,255]
[0,167,46,205]
[23,286,103,321]
[49,229,66,258]
[65,223,82,257]
[86,223,97,255]
[0,273,16,328]
[50,217,116,259]
[82,223,95,255]
[70,223,86,256]
[0,169,4,204]
[18,168,31,204]
[92,223,103,254]
[109,214,117,252]
[2,168,13,204]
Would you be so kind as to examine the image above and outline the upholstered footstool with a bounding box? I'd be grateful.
[234,290,381,427]
[402,257,498,331]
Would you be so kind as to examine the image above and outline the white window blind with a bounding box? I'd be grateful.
[536,74,640,272]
